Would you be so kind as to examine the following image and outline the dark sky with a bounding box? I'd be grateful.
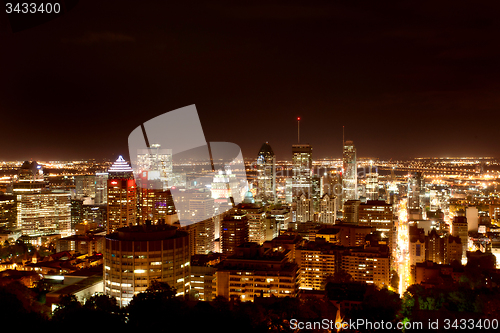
[1,1,500,162]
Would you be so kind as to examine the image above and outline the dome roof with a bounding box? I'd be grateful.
[243,190,255,204]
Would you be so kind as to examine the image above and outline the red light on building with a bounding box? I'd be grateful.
[111,180,118,185]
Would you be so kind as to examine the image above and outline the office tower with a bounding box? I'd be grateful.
[181,216,216,257]
[318,193,336,224]
[82,205,107,228]
[94,172,108,205]
[0,193,16,229]
[408,172,423,210]
[285,178,293,204]
[366,164,379,201]
[221,213,249,255]
[451,216,468,260]
[215,243,299,301]
[343,200,360,224]
[136,143,173,190]
[104,223,190,307]
[295,193,313,223]
[311,175,321,212]
[425,229,444,264]
[74,175,96,200]
[137,187,176,225]
[256,142,276,204]
[444,234,462,264]
[409,232,426,266]
[211,168,240,200]
[17,192,71,237]
[235,196,266,245]
[106,156,137,234]
[358,200,393,233]
[71,199,84,229]
[194,218,215,254]
[268,208,292,232]
[291,144,312,198]
[14,161,72,237]
[342,140,357,202]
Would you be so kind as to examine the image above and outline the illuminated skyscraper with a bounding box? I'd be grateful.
[95,172,108,205]
[408,172,423,210]
[17,192,71,238]
[256,142,276,203]
[107,156,137,234]
[74,175,96,200]
[342,140,357,203]
[292,144,312,198]
[136,143,173,190]
[104,224,190,307]
[318,193,336,224]
[366,163,379,201]
[14,161,71,238]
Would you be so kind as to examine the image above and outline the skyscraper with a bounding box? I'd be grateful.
[74,175,95,198]
[408,172,423,210]
[94,172,108,205]
[107,156,137,234]
[136,143,173,190]
[104,223,190,307]
[342,140,357,203]
[14,161,71,238]
[292,144,312,198]
[366,162,379,201]
[318,193,336,224]
[256,142,276,203]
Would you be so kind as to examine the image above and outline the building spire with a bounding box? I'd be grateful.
[297,117,300,143]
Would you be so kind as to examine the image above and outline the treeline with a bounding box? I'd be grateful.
[2,276,500,332]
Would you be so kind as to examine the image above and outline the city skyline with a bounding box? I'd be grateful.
[2,1,500,161]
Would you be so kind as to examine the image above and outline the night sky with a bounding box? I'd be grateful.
[1,1,500,162]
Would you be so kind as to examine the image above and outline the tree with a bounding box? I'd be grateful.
[390,270,399,291]
[126,281,186,329]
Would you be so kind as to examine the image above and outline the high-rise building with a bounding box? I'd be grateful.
[94,172,108,205]
[104,223,190,307]
[14,161,72,237]
[292,144,312,198]
[358,200,393,233]
[221,213,249,255]
[256,142,276,204]
[451,216,468,260]
[17,192,72,237]
[318,194,336,224]
[0,193,16,229]
[342,140,357,203]
[343,200,360,224]
[74,175,96,200]
[408,172,423,210]
[341,246,390,289]
[295,193,313,223]
[296,241,340,290]
[215,243,299,301]
[136,143,173,190]
[366,164,379,201]
[106,156,137,234]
